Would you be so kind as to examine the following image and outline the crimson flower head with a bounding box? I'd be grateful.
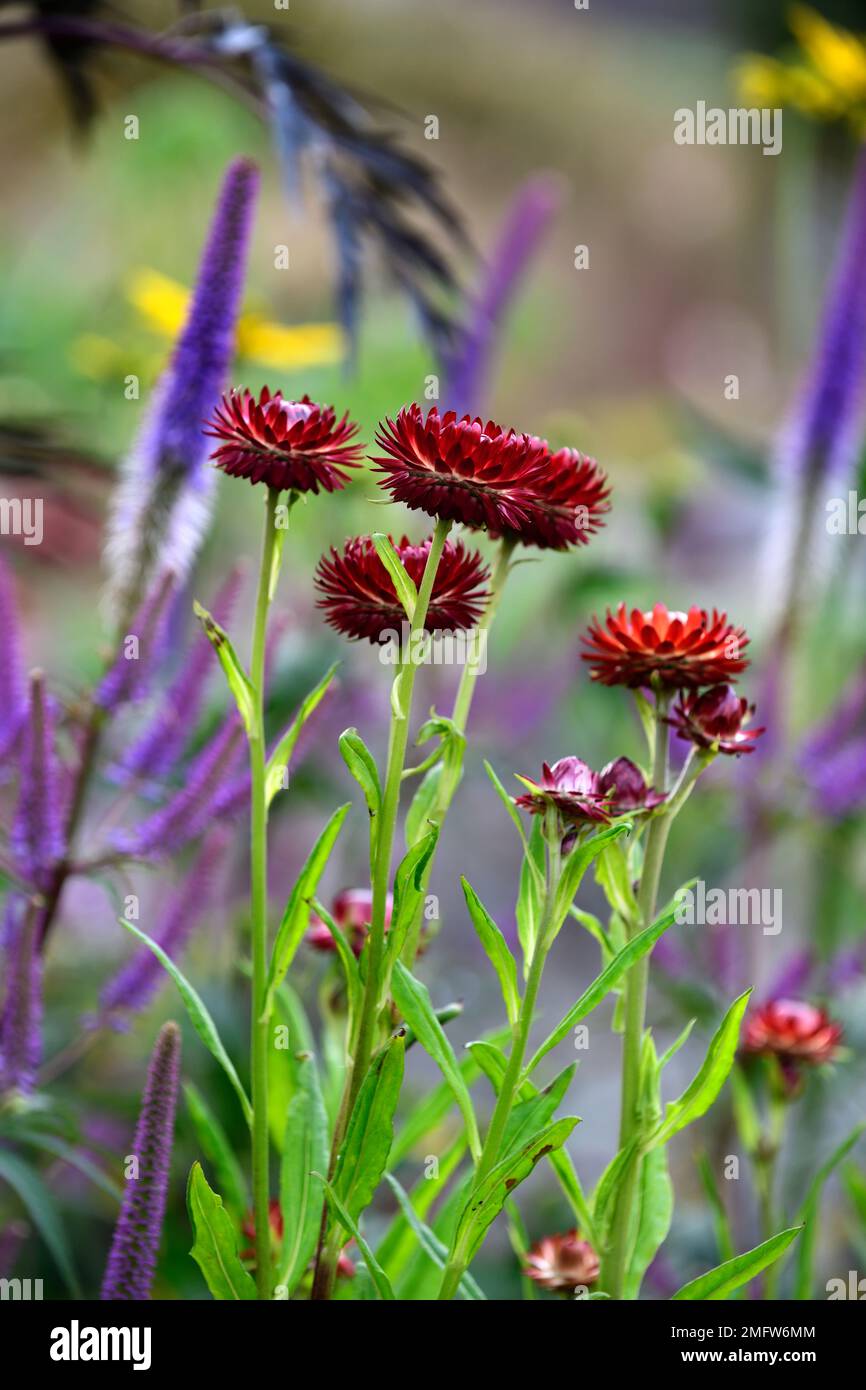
[516,755,661,829]
[598,756,666,812]
[581,603,749,691]
[205,387,364,493]
[373,404,609,549]
[742,999,842,1087]
[668,685,764,756]
[307,889,393,956]
[315,534,489,642]
[525,1230,599,1294]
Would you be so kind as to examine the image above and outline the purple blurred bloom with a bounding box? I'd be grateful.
[828,943,866,992]
[111,717,245,859]
[115,566,244,785]
[11,672,65,889]
[0,555,26,764]
[100,1021,181,1300]
[769,949,814,1000]
[0,898,43,1095]
[95,572,176,712]
[98,830,230,1024]
[105,158,259,616]
[444,173,563,415]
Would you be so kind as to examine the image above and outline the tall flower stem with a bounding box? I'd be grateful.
[603,692,672,1299]
[311,516,452,1300]
[250,486,280,1299]
[437,811,561,1301]
[755,1091,788,1299]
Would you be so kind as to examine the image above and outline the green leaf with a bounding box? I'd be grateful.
[14,1130,122,1203]
[671,1226,802,1301]
[193,601,256,738]
[119,918,252,1126]
[372,532,418,618]
[335,1034,404,1222]
[453,1117,578,1266]
[461,878,520,1026]
[385,828,439,968]
[278,1053,330,1294]
[339,728,381,872]
[729,1062,762,1156]
[515,814,545,969]
[265,804,351,1011]
[384,1173,486,1299]
[404,763,443,849]
[502,1064,577,1160]
[793,1122,866,1299]
[552,821,633,936]
[310,896,361,1024]
[484,759,533,855]
[187,1161,257,1300]
[594,839,639,927]
[696,1151,736,1269]
[523,902,679,1077]
[264,662,338,807]
[624,1146,673,1300]
[650,989,751,1148]
[0,1148,80,1294]
[389,1026,510,1167]
[391,961,481,1161]
[377,1135,466,1279]
[318,1178,395,1300]
[184,1082,248,1223]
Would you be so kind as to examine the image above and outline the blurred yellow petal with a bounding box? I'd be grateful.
[126,268,189,337]
[236,316,346,369]
[69,333,128,380]
[785,63,848,116]
[789,4,866,99]
[735,55,791,107]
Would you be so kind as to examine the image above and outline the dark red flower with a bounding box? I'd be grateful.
[525,1230,599,1294]
[581,603,749,691]
[205,387,364,492]
[742,1000,842,1071]
[597,756,666,811]
[315,534,489,642]
[240,1198,283,1262]
[668,685,764,756]
[306,889,393,956]
[373,405,609,549]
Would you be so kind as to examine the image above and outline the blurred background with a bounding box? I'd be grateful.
[2,0,866,1299]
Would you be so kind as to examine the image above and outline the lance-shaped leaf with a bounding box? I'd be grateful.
[793,1122,866,1299]
[318,1177,395,1300]
[184,1082,248,1225]
[187,1161,257,1301]
[372,532,418,619]
[265,803,351,1011]
[385,828,439,969]
[461,878,520,1026]
[265,661,339,806]
[515,814,545,970]
[649,989,751,1149]
[384,1173,486,1300]
[624,1037,672,1299]
[278,1053,330,1294]
[523,902,679,1078]
[310,897,362,1024]
[339,728,381,871]
[119,919,251,1127]
[453,1117,578,1266]
[672,1226,802,1301]
[335,1033,405,1222]
[391,961,481,1161]
[551,821,633,934]
[389,1025,510,1167]
[193,602,256,738]
[0,1148,79,1295]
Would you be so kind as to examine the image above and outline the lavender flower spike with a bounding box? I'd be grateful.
[95,571,176,712]
[11,671,65,890]
[0,554,26,764]
[100,1021,182,1300]
[105,158,260,619]
[98,829,229,1023]
[0,898,43,1096]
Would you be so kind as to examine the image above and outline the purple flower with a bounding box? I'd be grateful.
[98,830,230,1023]
[105,158,259,617]
[100,1021,181,1300]
[95,572,176,712]
[11,672,65,890]
[0,898,42,1095]
[0,554,26,764]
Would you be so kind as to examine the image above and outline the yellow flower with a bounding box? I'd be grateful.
[789,4,866,100]
[735,5,866,130]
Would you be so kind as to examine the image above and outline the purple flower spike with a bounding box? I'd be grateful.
[95,572,176,712]
[443,173,563,415]
[0,555,26,764]
[111,716,245,859]
[99,829,230,1022]
[100,1021,182,1301]
[117,566,244,784]
[105,158,260,616]
[11,672,65,890]
[0,898,43,1096]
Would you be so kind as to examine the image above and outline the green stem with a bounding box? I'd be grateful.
[311,516,452,1300]
[250,486,280,1299]
[756,1094,787,1299]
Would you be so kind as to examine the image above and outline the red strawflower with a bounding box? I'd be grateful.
[668,684,764,756]
[373,405,609,549]
[598,756,666,812]
[516,755,662,827]
[241,1200,354,1280]
[306,888,393,956]
[742,1000,842,1071]
[525,1230,599,1294]
[205,387,364,492]
[581,603,749,690]
[315,534,489,642]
